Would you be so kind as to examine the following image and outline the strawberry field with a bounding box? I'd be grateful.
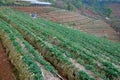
[0,8,120,80]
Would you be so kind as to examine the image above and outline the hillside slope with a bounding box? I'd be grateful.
[11,6,120,42]
[0,8,120,80]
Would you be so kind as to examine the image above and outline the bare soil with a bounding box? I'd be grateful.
[0,40,16,80]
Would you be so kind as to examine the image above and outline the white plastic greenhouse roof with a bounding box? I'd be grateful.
[17,0,51,5]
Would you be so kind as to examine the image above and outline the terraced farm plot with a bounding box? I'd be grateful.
[11,6,120,42]
[0,8,120,80]
[38,8,120,42]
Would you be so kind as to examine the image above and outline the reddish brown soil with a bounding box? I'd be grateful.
[0,40,16,80]
[76,8,98,18]
[11,6,44,12]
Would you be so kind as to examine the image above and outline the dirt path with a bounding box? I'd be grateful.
[0,40,16,80]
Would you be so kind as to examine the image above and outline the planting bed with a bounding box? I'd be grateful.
[0,8,120,80]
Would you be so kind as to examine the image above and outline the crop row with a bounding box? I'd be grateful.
[0,8,120,80]
[1,8,96,80]
[9,9,120,79]
[0,18,59,80]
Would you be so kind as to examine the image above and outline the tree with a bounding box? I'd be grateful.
[106,8,112,17]
[74,1,83,8]
[67,3,76,11]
